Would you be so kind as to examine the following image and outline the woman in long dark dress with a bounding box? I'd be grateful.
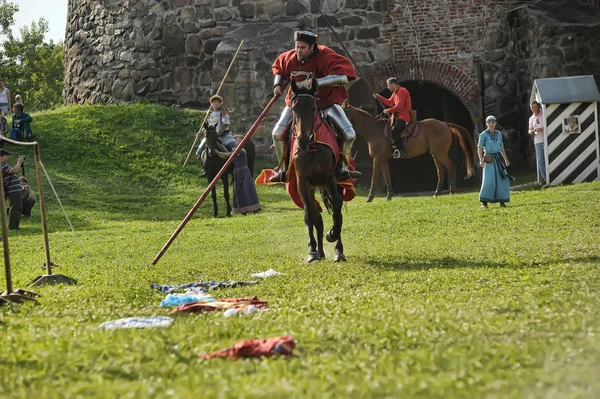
[216,135,261,214]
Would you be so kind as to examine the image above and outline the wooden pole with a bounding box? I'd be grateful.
[34,144,53,275]
[0,164,12,293]
[154,93,282,265]
[182,40,245,168]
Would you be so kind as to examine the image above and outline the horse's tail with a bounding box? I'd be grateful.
[446,122,477,179]
[320,188,334,214]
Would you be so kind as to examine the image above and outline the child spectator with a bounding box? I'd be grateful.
[20,177,36,217]
[14,94,22,105]
[11,103,33,140]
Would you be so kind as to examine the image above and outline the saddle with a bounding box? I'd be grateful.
[383,110,420,140]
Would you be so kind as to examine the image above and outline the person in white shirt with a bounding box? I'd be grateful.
[0,78,11,115]
[528,101,546,184]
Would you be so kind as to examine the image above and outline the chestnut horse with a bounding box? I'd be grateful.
[346,105,476,201]
[290,78,346,262]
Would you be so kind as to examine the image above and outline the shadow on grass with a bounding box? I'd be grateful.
[361,254,600,271]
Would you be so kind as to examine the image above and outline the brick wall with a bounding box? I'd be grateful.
[378,1,527,129]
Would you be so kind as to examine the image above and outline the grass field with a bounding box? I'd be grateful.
[0,104,599,398]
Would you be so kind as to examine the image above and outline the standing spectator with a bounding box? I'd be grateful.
[215,135,261,215]
[11,103,33,140]
[20,177,36,217]
[528,101,546,185]
[477,115,514,208]
[0,149,24,229]
[0,78,11,116]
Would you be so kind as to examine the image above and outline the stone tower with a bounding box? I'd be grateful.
[64,0,600,164]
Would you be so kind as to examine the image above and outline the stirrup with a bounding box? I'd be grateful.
[392,148,402,159]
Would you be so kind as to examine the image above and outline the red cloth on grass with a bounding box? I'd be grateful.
[200,336,296,360]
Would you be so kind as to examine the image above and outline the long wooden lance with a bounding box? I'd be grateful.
[153,93,282,265]
[182,40,245,168]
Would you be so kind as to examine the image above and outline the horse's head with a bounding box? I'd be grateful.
[203,122,219,155]
[290,76,318,152]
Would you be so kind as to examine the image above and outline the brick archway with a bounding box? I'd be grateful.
[372,60,480,130]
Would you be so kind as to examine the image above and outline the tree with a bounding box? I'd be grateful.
[0,0,18,34]
[0,1,64,111]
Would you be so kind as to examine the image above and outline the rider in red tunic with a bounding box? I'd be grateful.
[374,77,412,158]
[269,30,361,182]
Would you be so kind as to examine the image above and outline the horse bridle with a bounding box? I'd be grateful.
[292,93,318,143]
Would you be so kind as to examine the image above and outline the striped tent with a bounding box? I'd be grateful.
[530,75,600,186]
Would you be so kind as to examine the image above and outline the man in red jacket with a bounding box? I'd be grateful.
[269,30,361,182]
[374,77,412,158]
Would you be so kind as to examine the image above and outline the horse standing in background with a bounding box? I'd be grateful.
[345,105,477,201]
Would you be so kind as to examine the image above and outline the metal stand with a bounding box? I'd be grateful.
[0,155,38,305]
[27,144,76,286]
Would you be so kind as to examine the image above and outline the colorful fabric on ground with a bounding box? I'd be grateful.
[200,336,296,360]
[98,316,173,330]
[169,296,268,315]
[250,269,283,278]
[160,293,215,307]
[150,280,258,293]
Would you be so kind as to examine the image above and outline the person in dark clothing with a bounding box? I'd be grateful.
[0,149,24,229]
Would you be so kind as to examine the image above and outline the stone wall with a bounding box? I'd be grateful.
[64,0,600,159]
[513,1,600,163]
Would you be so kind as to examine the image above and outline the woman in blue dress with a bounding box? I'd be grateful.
[477,115,514,208]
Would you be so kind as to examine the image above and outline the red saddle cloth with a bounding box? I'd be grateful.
[256,116,356,210]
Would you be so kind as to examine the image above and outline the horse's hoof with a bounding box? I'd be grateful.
[386,196,392,201]
[326,229,338,243]
[366,196,374,203]
[226,213,232,218]
[433,191,440,197]
[334,253,346,262]
[307,252,322,263]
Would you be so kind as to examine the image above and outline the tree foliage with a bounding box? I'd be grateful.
[0,1,64,111]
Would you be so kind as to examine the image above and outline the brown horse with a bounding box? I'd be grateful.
[346,105,477,201]
[290,78,346,262]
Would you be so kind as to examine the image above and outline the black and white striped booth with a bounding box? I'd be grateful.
[530,75,600,186]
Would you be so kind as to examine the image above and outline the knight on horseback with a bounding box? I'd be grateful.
[373,77,413,159]
[196,95,237,163]
[269,30,362,183]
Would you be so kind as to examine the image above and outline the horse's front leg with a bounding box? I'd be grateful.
[298,180,320,263]
[313,194,325,260]
[325,177,345,262]
[210,180,218,218]
[367,157,380,203]
[381,159,393,201]
[223,172,232,217]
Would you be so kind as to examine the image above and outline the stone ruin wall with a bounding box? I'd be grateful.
[64,0,600,159]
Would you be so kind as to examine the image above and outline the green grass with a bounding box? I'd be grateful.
[0,104,599,398]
